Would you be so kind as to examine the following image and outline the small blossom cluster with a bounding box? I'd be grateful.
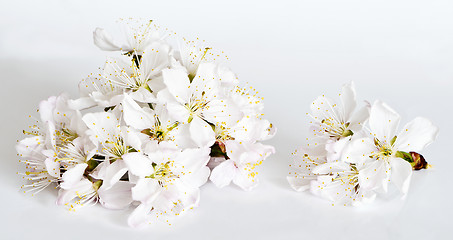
[287,82,438,206]
[16,19,275,227]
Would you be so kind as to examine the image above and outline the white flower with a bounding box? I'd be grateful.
[217,116,275,144]
[287,146,328,192]
[310,161,376,206]
[57,137,96,189]
[287,146,376,206]
[93,19,163,55]
[16,144,60,194]
[342,100,439,194]
[226,85,265,118]
[160,63,243,147]
[308,82,369,161]
[82,112,145,190]
[74,42,171,109]
[209,141,274,191]
[56,178,100,210]
[57,173,133,211]
[121,94,193,148]
[74,75,124,109]
[172,38,230,81]
[101,42,171,101]
[122,147,210,227]
[17,94,86,193]
[40,94,87,148]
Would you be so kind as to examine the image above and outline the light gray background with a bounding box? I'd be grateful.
[1,0,452,239]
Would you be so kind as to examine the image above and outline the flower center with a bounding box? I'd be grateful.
[103,137,132,159]
[215,124,234,142]
[186,95,209,122]
[372,138,394,160]
[320,118,352,138]
[147,162,177,187]
[379,145,393,157]
[56,127,78,146]
[332,164,360,192]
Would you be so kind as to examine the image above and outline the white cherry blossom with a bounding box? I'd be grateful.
[209,141,274,191]
[342,100,438,194]
[160,63,243,147]
[308,82,369,161]
[93,19,164,55]
[123,147,210,227]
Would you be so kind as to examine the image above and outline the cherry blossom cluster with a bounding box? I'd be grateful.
[287,82,438,206]
[16,19,275,227]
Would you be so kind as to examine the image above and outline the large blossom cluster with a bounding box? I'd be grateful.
[16,19,275,227]
[287,82,438,206]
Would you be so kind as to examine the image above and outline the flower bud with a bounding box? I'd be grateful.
[410,152,430,170]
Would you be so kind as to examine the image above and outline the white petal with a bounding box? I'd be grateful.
[358,160,390,193]
[67,97,96,110]
[38,96,57,124]
[93,28,121,51]
[340,81,357,121]
[312,161,350,174]
[394,117,439,152]
[190,62,219,97]
[60,163,88,189]
[390,157,413,194]
[217,64,238,88]
[223,140,243,162]
[147,75,166,93]
[325,137,350,162]
[123,127,146,152]
[151,183,185,211]
[44,157,60,178]
[348,102,370,132]
[45,122,57,149]
[131,178,161,203]
[156,88,177,104]
[287,176,312,192]
[122,152,153,178]
[209,160,236,188]
[128,87,156,103]
[121,94,155,130]
[98,181,133,209]
[166,102,190,122]
[175,147,211,173]
[311,177,352,203]
[140,42,170,79]
[56,189,78,206]
[310,96,339,122]
[243,142,275,164]
[128,203,153,228]
[103,160,128,189]
[16,136,43,157]
[369,100,400,142]
[69,111,88,136]
[143,140,159,154]
[233,168,259,191]
[341,137,376,164]
[56,179,93,206]
[203,99,243,125]
[171,123,196,148]
[82,112,120,142]
[89,161,108,180]
[183,166,210,188]
[162,68,191,104]
[352,189,376,206]
[189,116,215,148]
